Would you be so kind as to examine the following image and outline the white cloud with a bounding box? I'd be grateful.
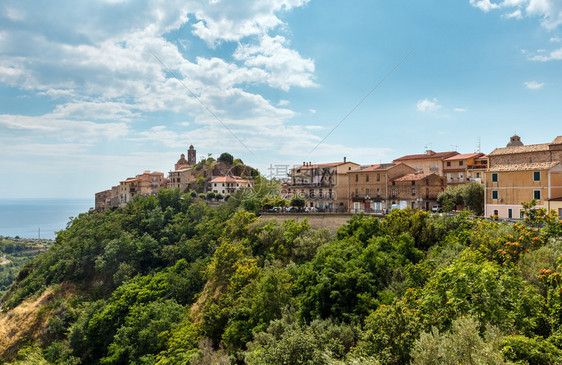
[309,109,317,114]
[528,47,562,61]
[504,9,523,18]
[454,108,469,112]
[470,0,500,12]
[524,80,545,89]
[0,114,130,141]
[417,98,442,112]
[277,99,290,106]
[234,35,317,91]
[470,0,562,30]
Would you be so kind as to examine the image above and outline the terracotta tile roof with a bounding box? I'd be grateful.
[210,176,251,184]
[295,162,351,169]
[120,178,139,183]
[351,163,396,172]
[392,173,437,182]
[393,151,458,162]
[489,143,550,156]
[444,153,486,161]
[487,162,560,172]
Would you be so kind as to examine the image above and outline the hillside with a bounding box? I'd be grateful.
[1,187,562,364]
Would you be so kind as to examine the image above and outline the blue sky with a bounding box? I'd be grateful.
[1,0,561,199]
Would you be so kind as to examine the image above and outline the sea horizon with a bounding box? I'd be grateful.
[0,198,93,240]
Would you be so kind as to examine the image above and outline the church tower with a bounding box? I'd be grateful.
[188,145,196,165]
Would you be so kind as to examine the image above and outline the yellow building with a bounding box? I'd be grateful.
[485,162,562,218]
[485,135,562,219]
[288,158,359,212]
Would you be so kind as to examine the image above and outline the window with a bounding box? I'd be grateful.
[377,173,380,181]
[476,172,480,178]
[459,161,464,166]
[411,188,416,196]
[492,173,498,182]
[534,190,541,200]
[447,161,451,167]
[493,210,499,217]
[492,190,498,200]
[366,175,369,182]
[366,188,370,195]
[411,180,415,186]
[508,209,513,219]
[355,175,358,182]
[533,171,541,182]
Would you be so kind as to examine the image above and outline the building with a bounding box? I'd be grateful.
[94,189,112,211]
[443,153,487,186]
[168,168,193,192]
[393,150,459,176]
[485,135,562,218]
[548,197,562,219]
[119,171,167,204]
[287,158,359,212]
[209,176,252,195]
[348,163,415,213]
[390,173,445,211]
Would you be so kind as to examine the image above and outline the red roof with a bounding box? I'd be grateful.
[444,153,486,161]
[393,151,458,162]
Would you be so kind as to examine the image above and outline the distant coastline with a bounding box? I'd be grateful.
[0,198,92,240]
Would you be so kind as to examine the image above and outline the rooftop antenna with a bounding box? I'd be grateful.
[476,136,481,153]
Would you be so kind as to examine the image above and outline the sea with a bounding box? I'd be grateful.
[0,199,93,240]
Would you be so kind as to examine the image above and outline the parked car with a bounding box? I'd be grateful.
[431,205,443,213]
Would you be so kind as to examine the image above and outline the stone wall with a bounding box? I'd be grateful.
[259,213,359,233]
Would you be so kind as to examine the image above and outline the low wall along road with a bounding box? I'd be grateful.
[259,213,357,233]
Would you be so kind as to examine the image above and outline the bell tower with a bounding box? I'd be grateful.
[188,145,196,165]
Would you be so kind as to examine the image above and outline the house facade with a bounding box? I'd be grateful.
[390,173,446,211]
[485,135,562,218]
[443,153,487,186]
[209,176,252,195]
[287,158,359,211]
[393,150,458,176]
[348,163,415,213]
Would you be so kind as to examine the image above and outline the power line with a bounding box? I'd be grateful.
[308,50,413,156]
[149,49,254,155]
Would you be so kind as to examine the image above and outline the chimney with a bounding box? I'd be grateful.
[309,162,312,166]
[303,161,306,166]
[343,156,347,163]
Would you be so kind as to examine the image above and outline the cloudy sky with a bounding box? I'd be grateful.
[1,0,561,199]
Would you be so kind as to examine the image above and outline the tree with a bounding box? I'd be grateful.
[217,153,234,165]
[290,196,305,209]
[206,191,216,200]
[461,182,484,216]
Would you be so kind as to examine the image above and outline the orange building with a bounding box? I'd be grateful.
[443,153,487,186]
[393,150,458,176]
[348,163,415,213]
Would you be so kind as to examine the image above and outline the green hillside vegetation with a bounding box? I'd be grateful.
[0,237,52,299]
[1,189,562,364]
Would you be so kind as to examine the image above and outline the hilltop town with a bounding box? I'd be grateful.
[95,135,562,220]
